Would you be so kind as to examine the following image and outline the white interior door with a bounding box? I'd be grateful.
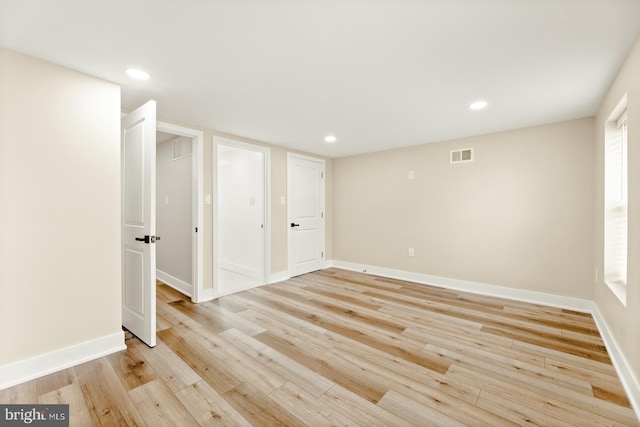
[287,153,325,277]
[121,100,157,347]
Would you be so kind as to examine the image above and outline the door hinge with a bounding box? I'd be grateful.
[321,172,324,179]
[321,251,324,258]
[321,212,324,218]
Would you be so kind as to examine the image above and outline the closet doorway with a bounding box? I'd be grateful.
[213,137,270,297]
[156,122,203,302]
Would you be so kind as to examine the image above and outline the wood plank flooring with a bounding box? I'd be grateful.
[1,268,638,426]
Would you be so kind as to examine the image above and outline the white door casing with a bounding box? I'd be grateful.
[287,153,325,277]
[121,101,157,347]
[155,121,204,303]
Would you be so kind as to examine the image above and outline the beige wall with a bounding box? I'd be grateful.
[333,118,595,298]
[0,48,122,364]
[594,34,640,388]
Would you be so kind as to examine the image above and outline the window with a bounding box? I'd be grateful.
[604,95,628,305]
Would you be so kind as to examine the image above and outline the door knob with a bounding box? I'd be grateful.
[135,235,160,244]
[290,223,300,228]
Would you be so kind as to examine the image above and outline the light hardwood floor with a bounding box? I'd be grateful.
[1,268,638,426]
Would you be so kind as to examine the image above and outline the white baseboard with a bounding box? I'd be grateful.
[328,259,640,421]
[0,331,125,390]
[329,260,593,312]
[157,269,192,297]
[269,270,289,284]
[591,307,640,419]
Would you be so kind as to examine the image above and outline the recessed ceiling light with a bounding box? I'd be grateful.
[324,135,337,143]
[469,100,488,110]
[126,68,151,80]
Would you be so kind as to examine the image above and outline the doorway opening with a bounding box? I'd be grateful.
[213,137,271,297]
[156,122,204,303]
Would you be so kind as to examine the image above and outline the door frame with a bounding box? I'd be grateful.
[287,152,326,278]
[213,136,271,297]
[156,121,204,303]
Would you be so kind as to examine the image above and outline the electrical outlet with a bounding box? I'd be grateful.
[408,171,415,180]
[408,248,415,257]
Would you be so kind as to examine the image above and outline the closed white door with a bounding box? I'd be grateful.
[121,101,157,347]
[287,153,325,277]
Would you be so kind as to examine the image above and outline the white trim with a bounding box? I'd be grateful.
[330,260,593,311]
[269,271,290,284]
[328,259,640,421]
[286,152,327,164]
[608,93,628,126]
[591,306,640,419]
[0,331,125,390]
[156,121,204,303]
[213,136,271,297]
[200,287,215,302]
[616,110,628,129]
[157,269,192,297]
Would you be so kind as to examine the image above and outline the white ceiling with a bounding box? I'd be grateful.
[1,1,639,158]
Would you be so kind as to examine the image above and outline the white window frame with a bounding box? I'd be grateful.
[603,95,628,305]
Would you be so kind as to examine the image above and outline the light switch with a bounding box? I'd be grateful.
[205,194,211,205]
[164,196,169,206]
[280,196,286,205]
[408,171,415,180]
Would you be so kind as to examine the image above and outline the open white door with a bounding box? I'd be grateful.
[287,153,325,277]
[214,139,271,297]
[121,101,157,347]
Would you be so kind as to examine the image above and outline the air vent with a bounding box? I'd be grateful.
[450,148,473,164]
[172,136,193,160]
